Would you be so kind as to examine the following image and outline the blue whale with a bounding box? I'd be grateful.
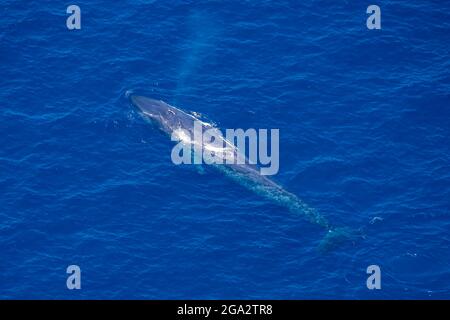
[129,94,356,250]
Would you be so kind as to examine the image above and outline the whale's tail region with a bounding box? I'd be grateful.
[283,196,361,251]
[318,226,362,252]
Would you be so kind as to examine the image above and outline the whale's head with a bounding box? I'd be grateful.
[130,95,172,122]
[129,95,191,134]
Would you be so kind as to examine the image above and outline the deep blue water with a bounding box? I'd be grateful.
[1,0,449,299]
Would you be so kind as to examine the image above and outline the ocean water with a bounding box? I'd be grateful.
[1,0,449,299]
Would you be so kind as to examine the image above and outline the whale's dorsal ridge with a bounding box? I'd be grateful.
[189,110,202,118]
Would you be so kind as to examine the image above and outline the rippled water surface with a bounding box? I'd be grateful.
[1,1,449,298]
